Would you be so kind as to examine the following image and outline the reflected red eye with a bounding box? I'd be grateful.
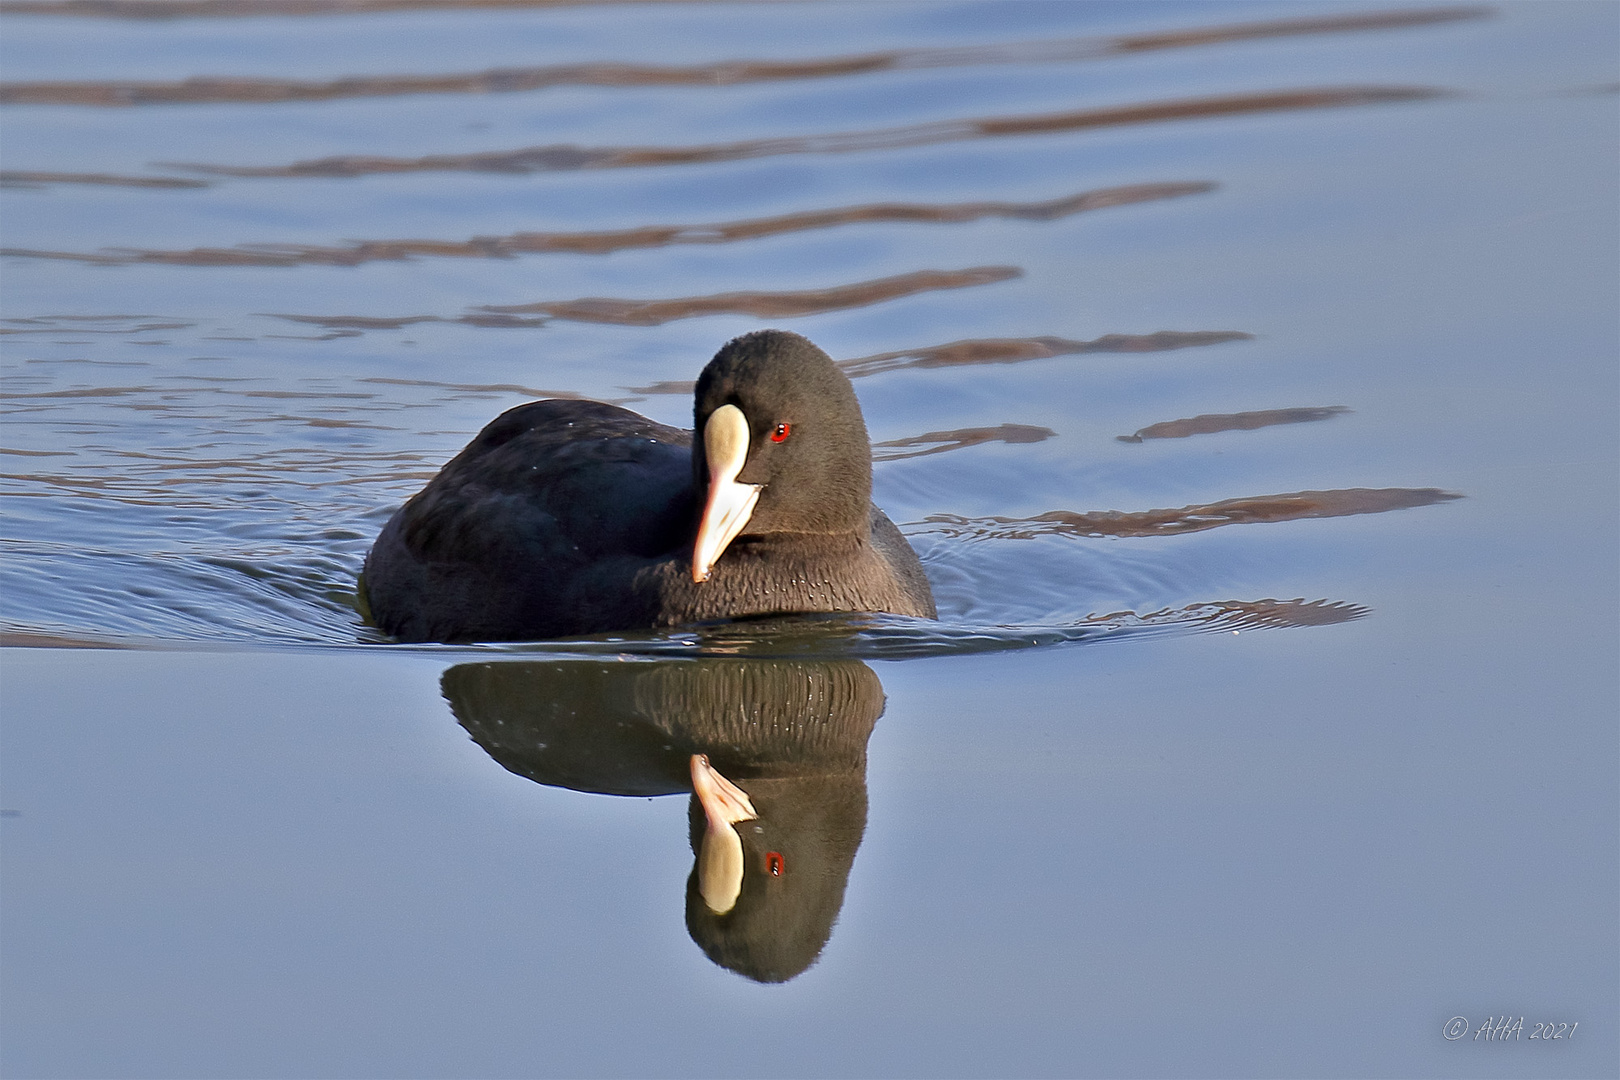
[766,851,784,876]
[770,423,791,443]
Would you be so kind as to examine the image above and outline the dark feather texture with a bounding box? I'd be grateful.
[362,330,935,642]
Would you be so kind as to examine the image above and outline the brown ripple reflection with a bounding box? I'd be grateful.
[274,267,1018,331]
[1103,597,1370,631]
[1,8,1487,103]
[0,170,210,189]
[168,86,1447,179]
[1,444,445,507]
[480,267,1020,324]
[873,424,1055,462]
[357,376,581,399]
[626,331,1253,396]
[0,1,669,16]
[0,184,1212,267]
[1,315,194,335]
[0,631,144,649]
[918,488,1462,540]
[841,331,1254,378]
[1118,405,1350,443]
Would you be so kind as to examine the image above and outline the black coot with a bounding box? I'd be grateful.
[361,329,936,642]
[442,657,884,982]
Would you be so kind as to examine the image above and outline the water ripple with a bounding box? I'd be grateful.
[917,488,1463,541]
[1117,406,1351,443]
[0,7,1487,101]
[0,600,1370,660]
[0,183,1212,266]
[0,170,209,189]
[873,424,1054,463]
[628,331,1255,395]
[274,266,1022,330]
[163,86,1449,179]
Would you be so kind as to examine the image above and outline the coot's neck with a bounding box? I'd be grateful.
[655,530,883,625]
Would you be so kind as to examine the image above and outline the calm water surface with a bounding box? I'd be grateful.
[2,2,1615,1076]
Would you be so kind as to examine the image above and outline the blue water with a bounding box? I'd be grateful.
[2,2,1615,1076]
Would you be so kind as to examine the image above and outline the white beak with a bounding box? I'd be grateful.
[692,403,762,582]
[691,753,759,915]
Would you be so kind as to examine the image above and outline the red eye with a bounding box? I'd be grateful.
[765,851,784,876]
[770,423,791,443]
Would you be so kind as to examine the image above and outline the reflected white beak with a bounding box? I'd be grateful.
[691,753,758,915]
[692,403,762,582]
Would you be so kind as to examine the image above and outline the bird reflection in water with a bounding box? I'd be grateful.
[440,658,882,983]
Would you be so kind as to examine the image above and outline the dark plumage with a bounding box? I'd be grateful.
[442,657,884,983]
[361,330,935,642]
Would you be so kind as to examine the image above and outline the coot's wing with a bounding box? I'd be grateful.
[365,399,694,641]
[402,400,694,561]
[868,505,938,619]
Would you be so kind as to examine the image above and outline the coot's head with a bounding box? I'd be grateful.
[691,330,872,581]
